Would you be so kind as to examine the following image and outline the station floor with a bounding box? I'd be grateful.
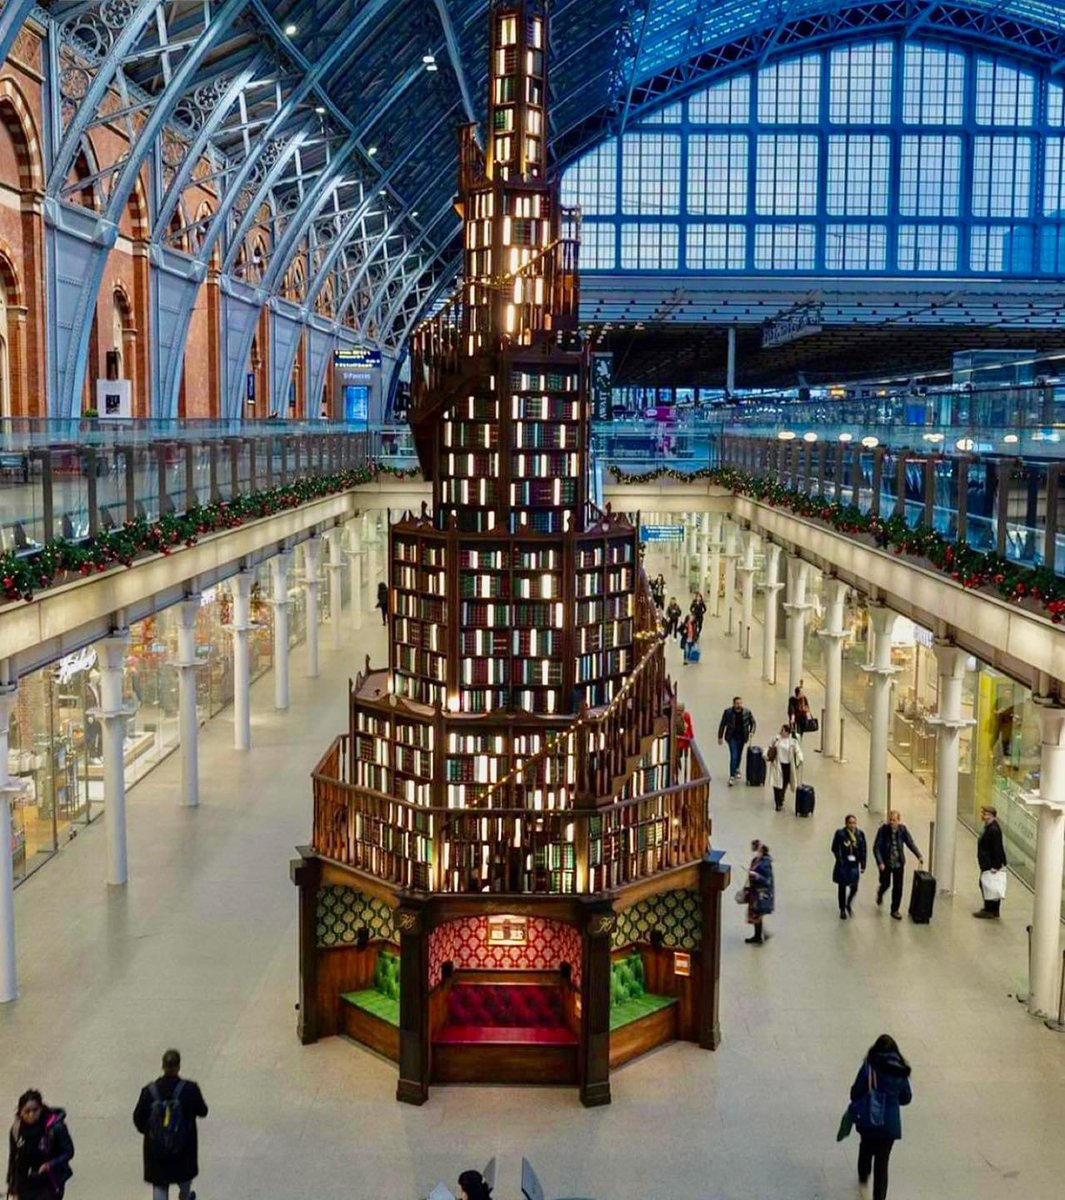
[2,547,1063,1200]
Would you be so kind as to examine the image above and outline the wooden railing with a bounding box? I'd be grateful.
[410,234,582,418]
[311,733,710,896]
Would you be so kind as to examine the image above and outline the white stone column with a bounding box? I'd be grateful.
[927,641,975,892]
[269,551,292,711]
[303,535,323,679]
[96,630,132,886]
[759,543,782,685]
[0,680,23,1002]
[174,598,201,807]
[783,556,813,696]
[708,514,724,617]
[862,603,899,818]
[347,521,363,630]
[737,530,758,659]
[722,522,739,637]
[817,578,849,759]
[326,526,345,649]
[1026,703,1065,1017]
[227,570,255,751]
[698,512,710,595]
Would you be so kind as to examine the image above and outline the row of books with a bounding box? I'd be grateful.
[575,649,631,683]
[394,673,447,708]
[393,564,446,595]
[394,617,444,652]
[394,645,447,681]
[510,370,578,394]
[576,542,634,569]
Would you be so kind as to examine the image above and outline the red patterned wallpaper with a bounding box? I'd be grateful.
[429,916,582,989]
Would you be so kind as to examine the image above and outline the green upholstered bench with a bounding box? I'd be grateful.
[609,953,676,1032]
[342,949,400,1027]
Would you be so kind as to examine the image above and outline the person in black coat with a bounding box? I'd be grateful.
[974,805,1008,918]
[376,580,389,626]
[665,597,682,638]
[873,811,923,919]
[133,1049,208,1200]
[7,1090,74,1200]
[831,814,867,919]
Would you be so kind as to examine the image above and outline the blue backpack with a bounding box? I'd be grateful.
[147,1082,189,1156]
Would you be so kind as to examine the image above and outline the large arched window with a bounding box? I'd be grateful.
[561,38,1065,277]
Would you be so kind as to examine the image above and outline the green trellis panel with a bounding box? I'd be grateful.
[612,888,702,951]
[316,885,395,947]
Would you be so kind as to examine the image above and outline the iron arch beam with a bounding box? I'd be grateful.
[395,252,463,346]
[364,199,457,334]
[152,53,267,241]
[0,1,39,72]
[302,101,461,315]
[379,232,459,337]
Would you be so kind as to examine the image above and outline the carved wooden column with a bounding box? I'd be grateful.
[395,899,431,1105]
[290,849,324,1045]
[579,902,615,1108]
[698,850,731,1050]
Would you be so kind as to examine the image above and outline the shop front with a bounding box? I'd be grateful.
[6,556,313,885]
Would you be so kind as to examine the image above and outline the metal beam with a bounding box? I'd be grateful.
[618,1,654,137]
[432,0,479,127]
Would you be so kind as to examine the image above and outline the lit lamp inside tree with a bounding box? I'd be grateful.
[293,0,728,1109]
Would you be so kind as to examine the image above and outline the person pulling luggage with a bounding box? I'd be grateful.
[831,814,867,918]
[718,696,756,786]
[767,723,802,811]
[873,811,923,920]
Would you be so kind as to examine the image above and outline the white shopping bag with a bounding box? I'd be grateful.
[981,869,1008,900]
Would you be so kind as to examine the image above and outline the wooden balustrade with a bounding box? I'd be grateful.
[311,732,710,896]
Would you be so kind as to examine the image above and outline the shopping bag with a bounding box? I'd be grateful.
[836,1107,854,1142]
[981,869,1007,900]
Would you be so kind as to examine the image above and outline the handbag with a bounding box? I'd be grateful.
[981,869,1008,900]
[766,743,777,763]
[803,716,820,733]
[836,1108,854,1142]
[734,885,749,905]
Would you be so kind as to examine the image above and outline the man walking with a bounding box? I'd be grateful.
[873,811,923,921]
[717,696,756,786]
[974,805,1008,918]
[133,1049,209,1200]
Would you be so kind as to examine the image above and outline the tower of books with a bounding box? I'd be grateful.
[295,0,725,1109]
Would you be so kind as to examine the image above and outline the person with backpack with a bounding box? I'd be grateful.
[846,1034,913,1200]
[133,1049,208,1200]
[6,1089,74,1200]
[717,696,756,785]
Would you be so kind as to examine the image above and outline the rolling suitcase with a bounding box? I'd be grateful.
[688,646,701,663]
[795,783,815,817]
[745,745,766,786]
[909,870,936,924]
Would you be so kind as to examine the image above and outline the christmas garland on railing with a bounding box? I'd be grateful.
[0,461,423,604]
[608,464,1065,623]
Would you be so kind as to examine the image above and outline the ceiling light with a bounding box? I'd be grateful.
[860,436,879,449]
[314,105,326,115]
[956,438,975,452]
[922,432,944,443]
[838,432,853,443]
[802,431,818,443]
[411,210,419,218]
[284,23,297,35]
[379,188,387,196]
[426,62,438,72]
[422,52,436,64]
[777,430,796,441]
[368,145,378,157]
[1003,433,1020,444]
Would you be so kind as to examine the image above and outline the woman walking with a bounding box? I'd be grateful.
[376,579,389,626]
[767,723,802,811]
[745,840,775,945]
[831,814,868,918]
[690,591,707,637]
[665,596,682,638]
[788,683,812,736]
[6,1090,74,1200]
[654,573,666,611]
[847,1034,912,1200]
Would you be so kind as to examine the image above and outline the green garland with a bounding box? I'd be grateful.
[0,460,421,604]
[608,464,1065,623]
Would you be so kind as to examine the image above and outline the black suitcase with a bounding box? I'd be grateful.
[746,746,766,786]
[795,783,815,817]
[909,870,936,923]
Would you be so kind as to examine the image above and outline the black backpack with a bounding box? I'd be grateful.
[147,1081,189,1156]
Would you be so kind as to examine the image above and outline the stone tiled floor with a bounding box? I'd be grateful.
[2,551,1062,1200]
